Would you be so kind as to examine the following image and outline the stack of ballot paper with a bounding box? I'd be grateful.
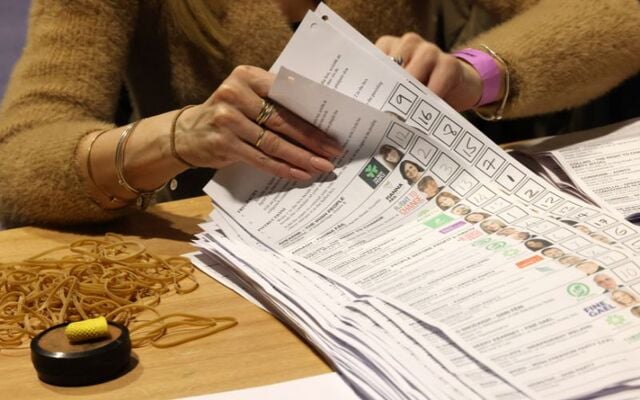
[510,119,640,225]
[192,4,640,399]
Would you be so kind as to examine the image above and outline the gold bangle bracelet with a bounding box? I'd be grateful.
[115,121,167,210]
[170,105,197,169]
[86,129,131,207]
[474,44,511,122]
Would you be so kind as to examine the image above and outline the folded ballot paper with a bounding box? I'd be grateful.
[193,4,640,399]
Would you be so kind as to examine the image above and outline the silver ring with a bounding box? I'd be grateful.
[255,99,275,126]
[391,56,404,66]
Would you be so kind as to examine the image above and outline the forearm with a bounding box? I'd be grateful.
[465,0,640,118]
[475,0,541,21]
[1,108,194,225]
[77,110,190,209]
[0,120,124,226]
[0,0,141,225]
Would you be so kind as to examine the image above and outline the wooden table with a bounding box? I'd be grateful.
[1,124,608,398]
[0,196,330,399]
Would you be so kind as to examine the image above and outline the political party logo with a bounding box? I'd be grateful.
[606,314,626,327]
[567,283,590,298]
[624,332,640,344]
[359,158,389,189]
[534,265,553,273]
[424,213,454,229]
[584,300,615,317]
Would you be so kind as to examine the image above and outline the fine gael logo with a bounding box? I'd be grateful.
[606,314,626,327]
[359,158,389,189]
[567,283,590,298]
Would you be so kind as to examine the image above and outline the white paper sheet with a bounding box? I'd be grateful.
[194,5,640,400]
[549,119,640,219]
[179,373,359,400]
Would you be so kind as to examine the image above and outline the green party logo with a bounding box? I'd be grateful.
[424,213,454,229]
[567,283,590,298]
[359,158,389,189]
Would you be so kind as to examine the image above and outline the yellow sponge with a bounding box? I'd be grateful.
[65,316,110,343]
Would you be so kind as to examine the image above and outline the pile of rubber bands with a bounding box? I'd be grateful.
[0,234,236,352]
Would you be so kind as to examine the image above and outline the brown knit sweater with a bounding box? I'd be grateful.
[1,0,638,226]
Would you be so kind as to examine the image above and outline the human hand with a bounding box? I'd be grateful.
[376,33,484,111]
[174,66,343,181]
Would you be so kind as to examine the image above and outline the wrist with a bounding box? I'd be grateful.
[81,111,191,209]
[170,106,198,169]
[458,61,484,108]
[124,115,189,192]
[453,48,504,106]
[81,127,139,209]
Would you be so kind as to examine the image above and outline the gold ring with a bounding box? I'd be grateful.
[255,99,275,126]
[391,56,404,66]
[255,128,267,148]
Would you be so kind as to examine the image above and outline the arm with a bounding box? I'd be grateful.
[1,1,341,226]
[0,0,139,225]
[475,0,541,21]
[376,0,639,120]
[466,0,640,118]
[79,66,341,214]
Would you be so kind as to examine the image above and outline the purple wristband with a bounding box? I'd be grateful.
[453,48,501,106]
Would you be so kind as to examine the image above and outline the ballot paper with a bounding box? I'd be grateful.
[193,4,640,400]
[512,119,640,223]
[179,373,360,400]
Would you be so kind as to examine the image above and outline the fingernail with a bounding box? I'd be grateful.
[310,156,335,172]
[290,168,312,181]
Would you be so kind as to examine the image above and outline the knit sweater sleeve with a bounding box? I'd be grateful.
[475,0,540,21]
[465,0,640,118]
[0,0,139,226]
